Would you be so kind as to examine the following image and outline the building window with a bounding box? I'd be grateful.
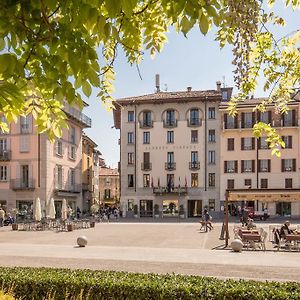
[241,112,254,128]
[258,137,269,149]
[258,159,271,172]
[104,189,111,199]
[241,137,255,150]
[282,110,295,126]
[128,132,134,144]
[285,178,292,188]
[143,132,150,144]
[55,165,63,188]
[20,116,30,133]
[227,138,234,151]
[143,174,150,187]
[128,111,134,122]
[142,111,152,127]
[70,126,76,144]
[167,152,174,163]
[128,152,134,165]
[191,130,198,143]
[191,173,198,187]
[227,179,234,189]
[208,173,215,187]
[69,145,76,160]
[165,109,176,126]
[241,160,255,173]
[191,151,198,163]
[166,174,174,191]
[20,136,29,152]
[224,114,237,129]
[208,130,215,142]
[282,136,292,149]
[258,111,271,123]
[167,131,174,143]
[208,107,215,119]
[0,166,7,181]
[128,174,134,187]
[0,138,7,151]
[56,140,63,156]
[105,177,111,185]
[208,151,215,164]
[244,179,252,187]
[222,90,228,101]
[70,168,75,187]
[189,109,200,125]
[209,199,215,211]
[224,160,238,173]
[261,178,268,189]
[281,159,296,172]
[128,199,134,211]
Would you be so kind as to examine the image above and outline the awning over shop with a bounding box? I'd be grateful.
[227,189,300,202]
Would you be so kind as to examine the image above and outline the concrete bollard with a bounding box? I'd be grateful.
[77,236,88,247]
[231,239,243,252]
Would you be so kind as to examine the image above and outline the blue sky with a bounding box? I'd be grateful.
[84,2,299,168]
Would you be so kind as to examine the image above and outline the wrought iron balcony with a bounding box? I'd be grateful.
[187,118,202,127]
[163,119,177,128]
[63,102,92,128]
[11,179,35,190]
[165,162,176,170]
[153,186,187,195]
[189,161,200,170]
[54,183,81,193]
[141,162,152,171]
[139,120,153,128]
[0,150,11,161]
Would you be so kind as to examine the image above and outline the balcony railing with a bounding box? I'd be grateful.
[187,118,202,127]
[163,119,178,128]
[54,183,81,193]
[165,162,176,170]
[141,162,152,171]
[63,102,92,128]
[139,120,153,128]
[11,179,35,190]
[153,186,187,195]
[0,150,11,161]
[189,162,200,170]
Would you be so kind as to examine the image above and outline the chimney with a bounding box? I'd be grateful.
[216,81,221,92]
[155,74,160,92]
[187,87,192,92]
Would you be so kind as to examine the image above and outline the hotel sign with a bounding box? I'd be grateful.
[228,192,300,202]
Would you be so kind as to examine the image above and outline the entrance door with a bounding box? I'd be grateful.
[276,202,291,216]
[54,201,62,219]
[188,200,202,217]
[162,199,178,217]
[140,200,153,217]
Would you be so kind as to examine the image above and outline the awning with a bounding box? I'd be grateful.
[227,189,300,202]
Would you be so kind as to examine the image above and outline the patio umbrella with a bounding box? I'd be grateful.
[49,198,56,219]
[61,198,68,220]
[34,197,42,221]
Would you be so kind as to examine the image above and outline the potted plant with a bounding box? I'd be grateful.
[133,204,139,218]
[67,223,74,231]
[179,205,185,219]
[154,204,160,218]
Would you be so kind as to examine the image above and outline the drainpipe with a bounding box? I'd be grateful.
[38,134,40,187]
[204,97,207,191]
[134,104,137,193]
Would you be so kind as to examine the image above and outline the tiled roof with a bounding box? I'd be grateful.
[99,167,119,176]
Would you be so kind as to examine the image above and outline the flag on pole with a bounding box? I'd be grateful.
[151,177,154,188]
[185,176,187,188]
[158,177,160,188]
[178,176,181,188]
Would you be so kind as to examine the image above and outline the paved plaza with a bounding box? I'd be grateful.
[0,221,300,282]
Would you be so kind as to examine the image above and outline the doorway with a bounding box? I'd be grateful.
[276,202,291,216]
[140,200,153,217]
[162,199,178,217]
[188,200,202,217]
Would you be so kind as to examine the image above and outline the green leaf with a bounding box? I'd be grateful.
[199,14,209,35]
[82,81,92,97]
[105,0,121,18]
[0,37,5,51]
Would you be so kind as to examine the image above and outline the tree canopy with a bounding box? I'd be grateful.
[0,0,299,148]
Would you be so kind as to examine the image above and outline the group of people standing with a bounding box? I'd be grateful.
[0,207,14,227]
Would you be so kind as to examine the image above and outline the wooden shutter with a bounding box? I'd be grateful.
[292,110,296,126]
[29,164,33,187]
[251,138,255,150]
[289,136,293,149]
[268,111,272,124]
[28,114,33,133]
[234,115,238,128]
[258,160,261,172]
[293,159,296,171]
[258,138,261,149]
[252,160,255,173]
[281,159,284,172]
[241,138,244,150]
[224,113,228,129]
[268,160,271,172]
[241,160,244,173]
[257,111,261,122]
[241,112,245,128]
[234,161,238,173]
[252,112,256,126]
[224,161,227,173]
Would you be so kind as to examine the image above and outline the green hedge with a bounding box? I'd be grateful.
[0,267,299,300]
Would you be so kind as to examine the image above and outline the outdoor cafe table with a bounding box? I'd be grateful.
[285,234,300,251]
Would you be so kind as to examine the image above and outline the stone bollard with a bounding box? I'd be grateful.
[231,239,243,252]
[77,236,88,247]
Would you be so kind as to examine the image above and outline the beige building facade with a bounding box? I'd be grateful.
[99,167,120,206]
[114,83,229,218]
[220,98,300,217]
[0,102,91,218]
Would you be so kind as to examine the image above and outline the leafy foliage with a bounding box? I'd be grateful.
[0,0,299,149]
[0,267,300,300]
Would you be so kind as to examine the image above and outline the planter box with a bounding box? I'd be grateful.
[90,221,95,228]
[67,224,74,231]
[12,224,18,231]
